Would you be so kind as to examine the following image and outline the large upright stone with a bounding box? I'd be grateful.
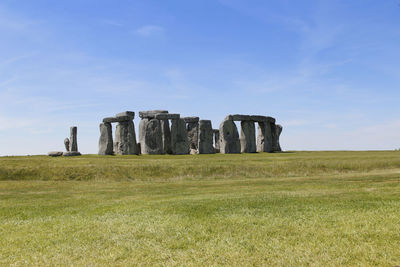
[70,126,78,152]
[187,121,199,151]
[198,120,215,154]
[160,119,172,154]
[257,121,273,153]
[275,124,283,152]
[98,122,113,155]
[240,121,256,153]
[64,138,70,152]
[115,120,138,155]
[213,129,220,153]
[139,118,163,154]
[219,120,241,154]
[171,118,189,155]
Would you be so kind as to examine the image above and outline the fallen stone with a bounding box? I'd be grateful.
[70,126,78,152]
[171,118,189,155]
[139,118,163,154]
[103,116,132,123]
[98,122,114,155]
[154,113,180,120]
[240,121,256,153]
[213,129,220,153]
[187,121,199,151]
[139,110,168,119]
[63,151,81,156]
[198,120,215,154]
[48,151,63,157]
[116,111,135,119]
[183,117,199,123]
[256,121,273,153]
[64,138,70,152]
[219,119,241,154]
[115,120,139,155]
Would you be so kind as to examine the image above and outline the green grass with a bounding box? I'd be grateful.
[1,151,400,266]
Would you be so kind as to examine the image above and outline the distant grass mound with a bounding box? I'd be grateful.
[1,151,400,181]
[1,151,400,265]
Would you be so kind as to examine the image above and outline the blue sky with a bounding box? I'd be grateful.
[0,0,399,155]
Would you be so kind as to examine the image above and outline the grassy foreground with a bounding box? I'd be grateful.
[1,151,400,266]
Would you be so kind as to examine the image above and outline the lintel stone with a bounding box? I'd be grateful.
[139,110,168,119]
[183,117,199,123]
[154,113,180,120]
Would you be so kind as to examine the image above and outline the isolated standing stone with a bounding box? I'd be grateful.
[257,122,273,153]
[171,118,189,155]
[161,119,172,154]
[187,121,199,151]
[98,122,113,155]
[219,119,241,154]
[213,129,220,153]
[70,126,78,152]
[198,120,215,154]
[240,121,256,153]
[64,138,70,152]
[115,120,138,155]
[139,118,163,154]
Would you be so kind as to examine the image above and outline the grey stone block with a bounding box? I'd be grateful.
[103,116,132,123]
[161,119,172,154]
[240,121,256,153]
[171,118,189,155]
[198,120,215,154]
[154,113,180,120]
[115,120,139,155]
[139,118,163,154]
[183,117,199,123]
[256,121,273,153]
[219,120,241,154]
[250,115,276,123]
[116,111,135,119]
[187,121,199,151]
[139,110,168,119]
[63,151,81,156]
[224,114,252,121]
[70,126,78,152]
[64,138,70,152]
[98,122,114,155]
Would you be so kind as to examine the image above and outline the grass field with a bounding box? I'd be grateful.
[1,151,400,266]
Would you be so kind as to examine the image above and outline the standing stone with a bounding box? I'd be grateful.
[198,120,215,154]
[115,120,138,155]
[114,123,121,154]
[98,122,113,155]
[213,129,220,153]
[187,121,199,151]
[64,138,70,152]
[139,118,163,154]
[275,124,283,152]
[70,126,78,152]
[257,122,273,153]
[219,119,241,154]
[171,118,189,155]
[271,122,279,152]
[160,120,172,154]
[240,121,256,153]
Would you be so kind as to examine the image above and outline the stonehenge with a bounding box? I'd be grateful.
[98,110,283,156]
[63,126,81,156]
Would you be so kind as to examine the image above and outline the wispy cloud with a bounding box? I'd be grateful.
[135,25,164,37]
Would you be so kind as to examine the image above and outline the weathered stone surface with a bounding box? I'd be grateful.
[64,138,70,152]
[139,118,163,154]
[198,120,215,154]
[219,120,241,154]
[187,121,199,151]
[48,151,63,157]
[63,151,81,156]
[183,117,199,123]
[103,116,132,123]
[160,119,172,154]
[275,124,283,152]
[116,111,135,119]
[257,121,273,153]
[115,121,138,155]
[224,114,252,121]
[171,118,189,155]
[98,122,114,155]
[139,110,168,119]
[240,121,256,153]
[154,113,180,120]
[213,129,220,153]
[250,115,276,123]
[70,126,78,152]
[114,123,121,154]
